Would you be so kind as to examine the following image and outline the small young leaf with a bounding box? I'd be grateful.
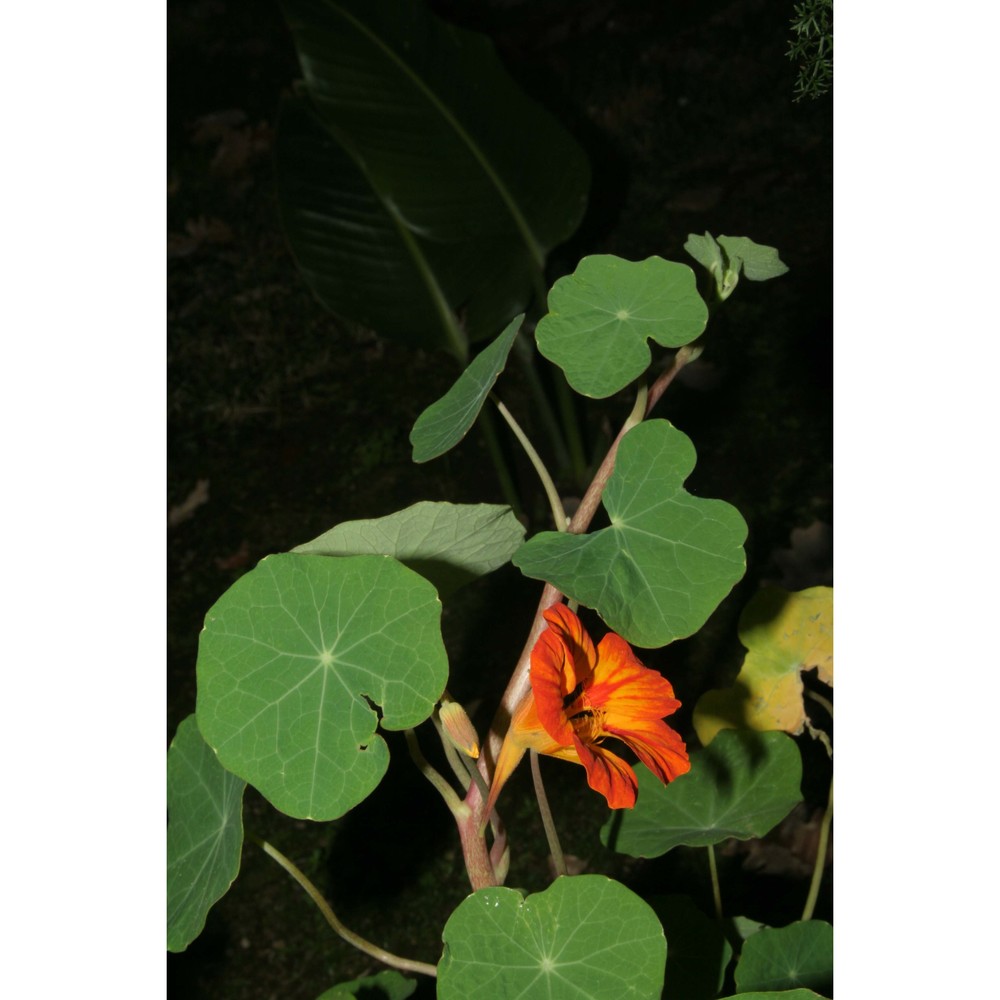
[717,236,789,282]
[438,876,666,1000]
[316,969,417,999]
[513,419,747,647]
[601,730,802,857]
[292,501,525,597]
[535,255,708,398]
[733,920,833,996]
[196,553,448,821]
[693,586,832,745]
[683,232,725,277]
[685,233,788,300]
[410,314,523,462]
[167,715,246,952]
[649,895,733,1000]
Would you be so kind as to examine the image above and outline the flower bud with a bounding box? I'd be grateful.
[438,697,480,759]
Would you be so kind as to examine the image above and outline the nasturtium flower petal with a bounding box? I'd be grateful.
[486,604,690,812]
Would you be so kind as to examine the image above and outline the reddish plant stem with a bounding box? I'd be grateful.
[456,347,695,888]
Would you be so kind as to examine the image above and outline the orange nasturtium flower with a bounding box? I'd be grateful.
[486,603,691,813]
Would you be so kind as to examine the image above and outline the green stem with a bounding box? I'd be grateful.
[707,844,723,920]
[405,728,468,820]
[802,780,833,921]
[511,334,571,473]
[530,750,567,878]
[257,838,438,978]
[493,397,567,530]
[476,405,524,518]
[431,712,476,791]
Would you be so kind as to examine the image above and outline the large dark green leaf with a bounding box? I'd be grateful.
[277,0,590,353]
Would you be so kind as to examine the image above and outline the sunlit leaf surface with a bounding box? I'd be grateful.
[694,586,832,745]
[196,553,448,820]
[535,255,707,398]
[514,420,746,647]
[438,876,666,999]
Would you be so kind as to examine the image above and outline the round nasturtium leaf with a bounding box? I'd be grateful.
[167,715,246,952]
[694,586,832,745]
[535,255,708,398]
[513,419,747,648]
[733,920,833,997]
[196,553,448,821]
[438,876,667,1000]
[601,730,802,858]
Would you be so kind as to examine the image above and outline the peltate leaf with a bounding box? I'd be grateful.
[292,501,525,597]
[733,920,833,997]
[409,314,523,462]
[196,553,448,820]
[694,586,832,745]
[601,730,802,857]
[513,419,747,647]
[438,876,666,1000]
[649,895,733,1000]
[167,715,246,952]
[277,0,589,352]
[535,255,708,398]
[316,969,416,999]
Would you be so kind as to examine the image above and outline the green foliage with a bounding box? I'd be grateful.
[167,716,246,952]
[787,0,833,101]
[734,920,833,996]
[685,233,789,301]
[409,314,523,462]
[196,553,448,820]
[171,226,821,999]
[316,970,416,999]
[514,419,747,648]
[601,730,803,857]
[293,501,525,597]
[276,0,589,358]
[438,876,667,999]
[535,255,708,398]
[694,586,833,744]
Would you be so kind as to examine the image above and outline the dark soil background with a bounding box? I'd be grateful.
[167,0,832,997]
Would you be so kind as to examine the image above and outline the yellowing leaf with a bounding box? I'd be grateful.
[694,586,832,745]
